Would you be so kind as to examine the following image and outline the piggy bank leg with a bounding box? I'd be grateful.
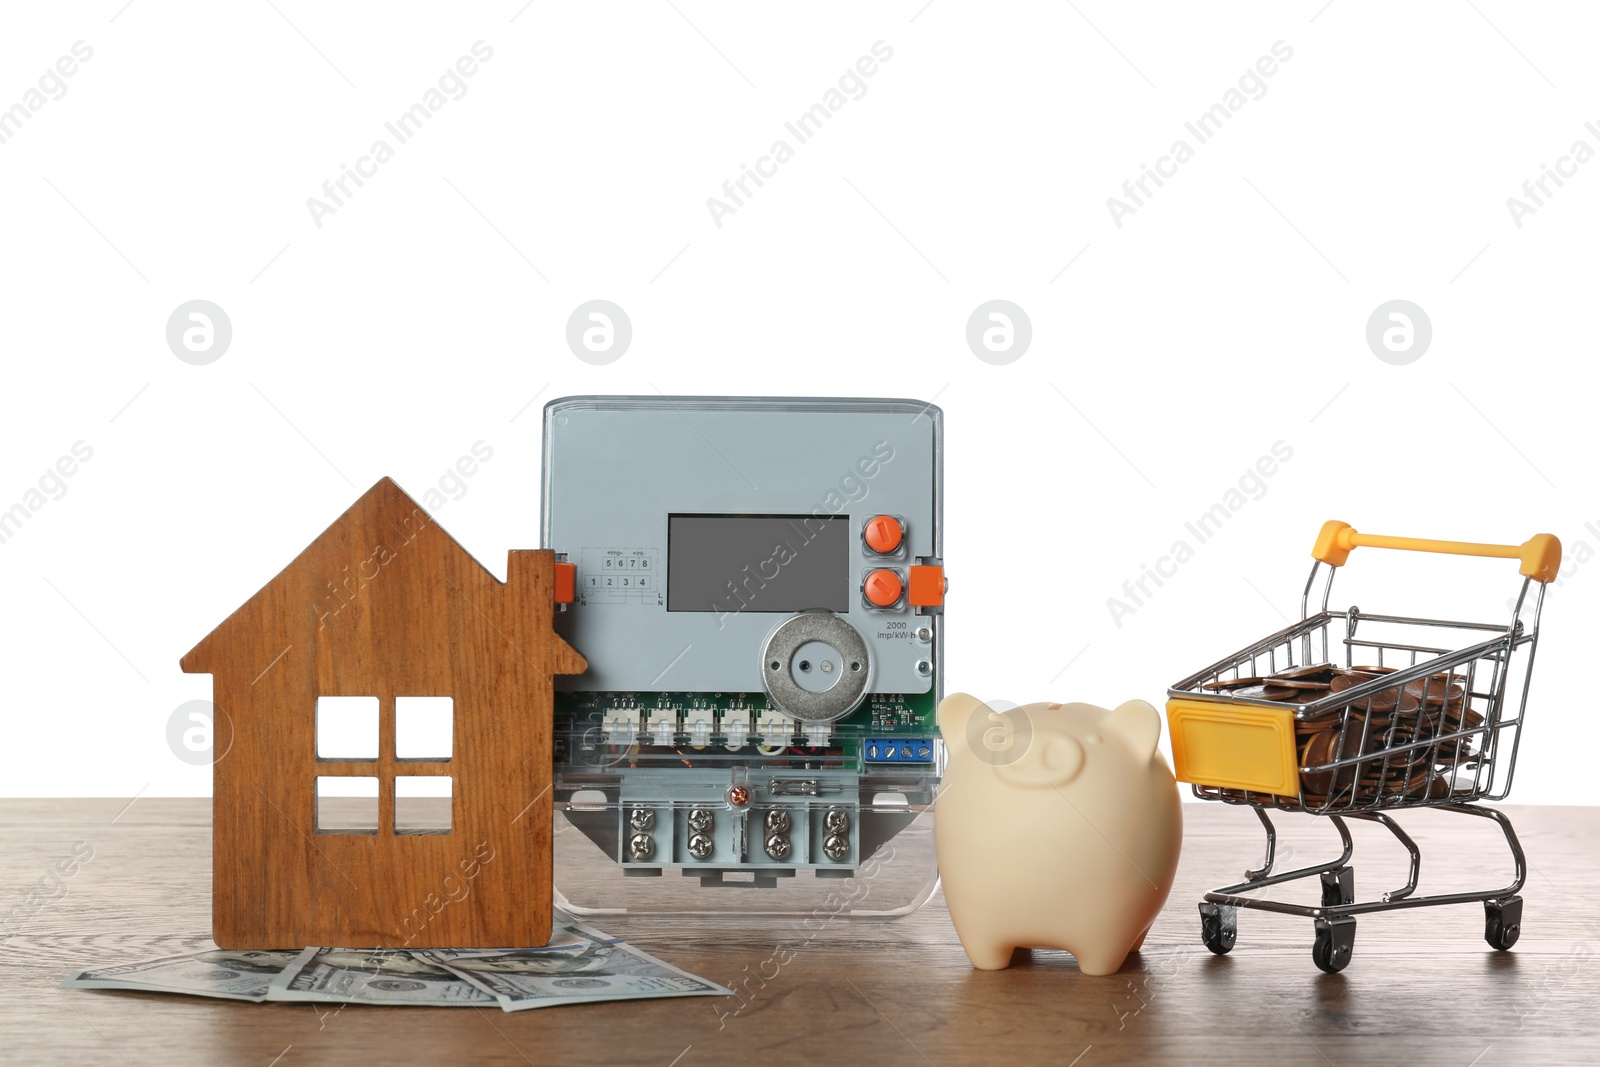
[1128,922,1152,953]
[1073,945,1133,977]
[958,936,1016,971]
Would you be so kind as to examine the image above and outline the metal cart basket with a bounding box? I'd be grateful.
[1166,521,1561,973]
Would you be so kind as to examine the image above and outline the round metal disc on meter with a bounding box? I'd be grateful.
[760,611,871,723]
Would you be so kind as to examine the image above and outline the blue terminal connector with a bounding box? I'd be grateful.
[863,737,935,763]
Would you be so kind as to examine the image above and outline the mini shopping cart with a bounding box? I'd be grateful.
[1166,520,1561,973]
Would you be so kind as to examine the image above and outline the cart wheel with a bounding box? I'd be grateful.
[1484,895,1522,951]
[1199,902,1236,955]
[1320,866,1355,908]
[1312,917,1356,974]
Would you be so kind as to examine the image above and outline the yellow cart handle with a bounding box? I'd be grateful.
[1311,520,1562,584]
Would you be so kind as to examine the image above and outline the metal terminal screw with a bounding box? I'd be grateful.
[823,834,850,861]
[916,660,932,676]
[764,833,791,860]
[765,809,791,834]
[687,833,714,859]
[726,784,750,807]
[688,808,714,833]
[824,809,850,835]
[627,833,653,860]
[629,808,654,832]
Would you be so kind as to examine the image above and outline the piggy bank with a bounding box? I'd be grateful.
[935,693,1182,974]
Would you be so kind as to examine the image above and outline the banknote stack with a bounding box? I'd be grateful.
[61,919,730,1011]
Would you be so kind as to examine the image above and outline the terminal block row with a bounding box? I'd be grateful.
[619,798,858,872]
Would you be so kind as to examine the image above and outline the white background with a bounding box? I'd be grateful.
[1,2,1594,801]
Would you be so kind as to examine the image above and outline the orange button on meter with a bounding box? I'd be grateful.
[863,514,904,554]
[554,561,577,604]
[863,568,903,608]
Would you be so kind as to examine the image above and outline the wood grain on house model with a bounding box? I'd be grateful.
[180,476,585,949]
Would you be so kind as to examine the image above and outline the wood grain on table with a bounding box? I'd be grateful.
[3,799,1598,1066]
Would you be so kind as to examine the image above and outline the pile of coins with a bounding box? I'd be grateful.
[1202,663,1486,806]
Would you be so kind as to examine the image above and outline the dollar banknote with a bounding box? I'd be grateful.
[422,939,732,1012]
[61,949,305,1002]
[267,947,498,1006]
[438,919,620,961]
[437,922,617,958]
[61,919,729,1010]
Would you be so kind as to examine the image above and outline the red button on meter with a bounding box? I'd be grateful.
[863,514,904,554]
[863,568,903,608]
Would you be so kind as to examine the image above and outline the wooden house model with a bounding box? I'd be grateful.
[180,477,584,948]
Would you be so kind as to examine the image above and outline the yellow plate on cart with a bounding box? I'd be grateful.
[1166,699,1298,797]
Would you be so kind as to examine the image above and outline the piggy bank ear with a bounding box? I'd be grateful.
[996,729,1084,789]
[1104,699,1161,761]
[936,693,989,751]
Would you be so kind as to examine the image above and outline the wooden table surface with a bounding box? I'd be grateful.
[3,799,1598,1066]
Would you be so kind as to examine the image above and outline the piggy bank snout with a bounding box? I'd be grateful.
[994,730,1084,788]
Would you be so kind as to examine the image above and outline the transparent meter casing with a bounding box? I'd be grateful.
[541,396,945,917]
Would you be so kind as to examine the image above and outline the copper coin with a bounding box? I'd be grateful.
[1441,705,1485,732]
[1329,671,1390,694]
[1347,683,1419,714]
[1200,676,1265,690]
[1296,715,1339,736]
[1299,730,1337,795]
[1382,767,1442,797]
[1264,677,1333,691]
[1406,676,1465,708]
[1300,727,1374,794]
[1273,663,1339,682]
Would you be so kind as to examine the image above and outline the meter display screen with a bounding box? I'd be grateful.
[667,514,849,613]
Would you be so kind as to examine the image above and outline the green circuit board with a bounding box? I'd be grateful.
[555,689,934,729]
[553,689,938,772]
